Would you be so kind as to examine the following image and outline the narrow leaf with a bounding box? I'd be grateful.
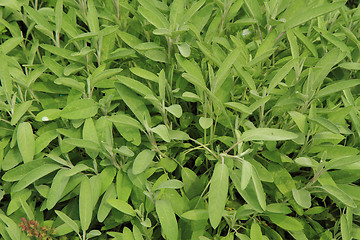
[209,163,229,229]
[107,199,136,216]
[242,128,298,141]
[55,210,80,235]
[79,176,92,232]
[156,200,178,240]
[17,122,35,163]
[13,164,61,192]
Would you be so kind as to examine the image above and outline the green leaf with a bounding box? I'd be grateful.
[130,67,158,82]
[17,122,35,163]
[181,209,208,221]
[115,83,151,126]
[35,130,58,154]
[115,76,155,97]
[116,170,132,201]
[268,59,296,93]
[250,221,262,240]
[321,185,356,208]
[132,149,156,175]
[224,102,252,115]
[40,44,85,63]
[108,114,143,130]
[42,56,64,77]
[288,111,308,134]
[156,200,178,240]
[178,42,191,57]
[209,163,229,229]
[267,213,304,231]
[292,188,311,209]
[0,213,22,240]
[35,109,61,122]
[46,169,70,210]
[251,167,266,211]
[60,99,98,119]
[55,210,80,235]
[241,160,252,190]
[107,199,136,216]
[2,148,22,171]
[325,155,360,170]
[114,146,135,157]
[199,117,213,129]
[156,179,184,190]
[169,0,184,30]
[11,101,32,125]
[79,176,93,232]
[20,198,34,220]
[213,47,242,93]
[83,118,99,158]
[292,28,318,58]
[169,130,190,140]
[13,164,61,192]
[309,116,340,134]
[268,163,296,196]
[231,169,264,212]
[314,26,351,58]
[151,124,170,142]
[87,0,99,33]
[341,213,351,240]
[24,5,54,37]
[144,49,168,63]
[2,158,52,182]
[54,77,85,92]
[0,53,13,103]
[165,104,183,118]
[316,79,360,98]
[284,2,345,29]
[97,184,116,222]
[176,54,205,88]
[159,69,166,101]
[55,0,63,34]
[241,128,298,141]
[63,138,101,152]
[339,62,360,70]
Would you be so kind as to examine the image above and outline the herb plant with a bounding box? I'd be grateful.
[0,0,360,239]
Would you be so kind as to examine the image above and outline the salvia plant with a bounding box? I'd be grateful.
[0,0,360,239]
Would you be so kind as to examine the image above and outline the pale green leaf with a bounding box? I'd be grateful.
[107,199,136,216]
[292,188,311,208]
[165,104,183,118]
[132,149,156,175]
[156,179,184,190]
[11,101,32,125]
[241,128,298,141]
[199,117,213,129]
[156,200,178,240]
[17,122,35,163]
[268,213,303,231]
[321,185,356,208]
[80,176,92,231]
[55,210,80,235]
[209,163,229,228]
[60,99,98,119]
[13,164,61,192]
[151,124,170,142]
[181,209,208,221]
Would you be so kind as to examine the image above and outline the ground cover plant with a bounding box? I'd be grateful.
[0,0,360,239]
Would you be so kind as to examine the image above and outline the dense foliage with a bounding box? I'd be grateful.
[0,0,360,239]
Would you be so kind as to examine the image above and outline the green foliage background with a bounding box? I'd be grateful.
[0,0,360,239]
